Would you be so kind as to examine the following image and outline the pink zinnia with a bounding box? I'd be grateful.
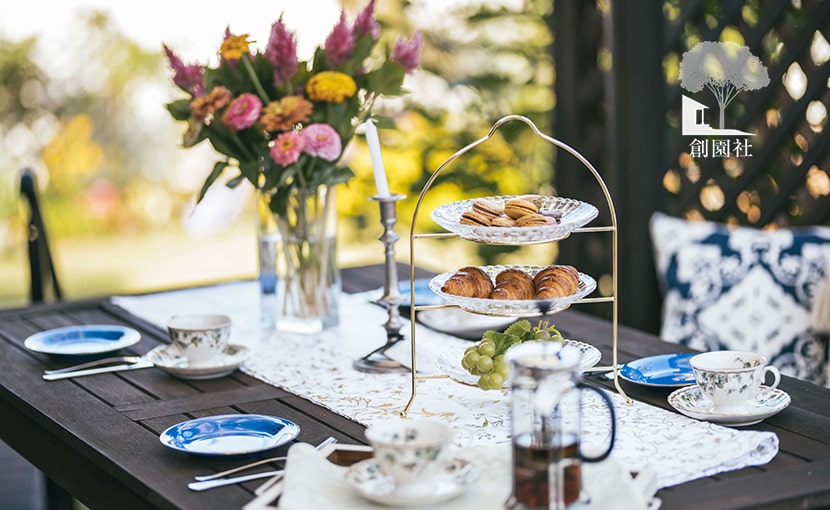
[265,16,298,86]
[222,93,262,131]
[163,44,205,97]
[270,131,304,166]
[324,11,355,69]
[353,0,379,39]
[301,124,342,162]
[391,31,423,74]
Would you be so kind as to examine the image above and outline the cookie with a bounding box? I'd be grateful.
[491,215,517,227]
[516,213,548,226]
[472,199,504,220]
[460,210,491,226]
[504,199,539,219]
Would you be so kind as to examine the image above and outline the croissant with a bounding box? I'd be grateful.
[441,266,494,298]
[495,268,534,288]
[533,265,579,290]
[533,265,579,299]
[490,268,535,300]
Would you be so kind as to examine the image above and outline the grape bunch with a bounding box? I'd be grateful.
[460,320,563,390]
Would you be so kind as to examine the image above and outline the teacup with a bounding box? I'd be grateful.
[364,418,453,490]
[690,351,781,412]
[167,314,231,366]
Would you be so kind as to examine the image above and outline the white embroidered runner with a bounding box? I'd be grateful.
[113,280,778,489]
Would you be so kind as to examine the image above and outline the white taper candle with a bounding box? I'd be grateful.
[364,119,390,197]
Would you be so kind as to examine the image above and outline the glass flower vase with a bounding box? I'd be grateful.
[257,185,340,334]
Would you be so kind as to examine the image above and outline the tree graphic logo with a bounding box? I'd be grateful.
[679,41,770,136]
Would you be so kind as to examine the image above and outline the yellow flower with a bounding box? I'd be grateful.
[220,34,251,61]
[306,71,357,103]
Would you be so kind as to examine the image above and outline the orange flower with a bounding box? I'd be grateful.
[259,96,313,132]
[190,86,232,122]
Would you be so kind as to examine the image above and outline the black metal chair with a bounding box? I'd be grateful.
[19,168,62,303]
[16,168,73,509]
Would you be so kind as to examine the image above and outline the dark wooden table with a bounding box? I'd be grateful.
[1,265,829,509]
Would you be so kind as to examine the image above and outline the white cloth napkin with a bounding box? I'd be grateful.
[274,443,658,510]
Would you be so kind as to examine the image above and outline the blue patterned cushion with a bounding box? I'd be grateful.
[649,212,830,385]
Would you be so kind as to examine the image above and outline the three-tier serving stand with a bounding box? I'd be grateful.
[402,114,629,416]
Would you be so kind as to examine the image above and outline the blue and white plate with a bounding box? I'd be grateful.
[399,278,443,309]
[618,353,696,388]
[24,325,141,357]
[159,414,300,456]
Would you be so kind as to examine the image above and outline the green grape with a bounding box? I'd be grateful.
[463,351,480,373]
[479,341,496,357]
[494,360,509,378]
[488,372,505,389]
[534,329,551,341]
[476,355,494,373]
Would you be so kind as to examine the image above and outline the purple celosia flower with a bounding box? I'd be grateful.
[163,44,205,97]
[391,31,423,74]
[301,123,342,162]
[324,11,355,69]
[270,131,304,166]
[222,93,263,131]
[353,0,379,39]
[266,16,298,86]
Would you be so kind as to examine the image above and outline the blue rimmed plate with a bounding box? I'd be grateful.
[23,325,141,357]
[399,278,443,309]
[618,353,696,388]
[159,414,300,456]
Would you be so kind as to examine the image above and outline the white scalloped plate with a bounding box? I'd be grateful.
[431,196,599,245]
[428,265,596,317]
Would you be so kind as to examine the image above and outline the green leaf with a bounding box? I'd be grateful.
[166,100,192,121]
[198,161,229,203]
[238,159,261,188]
[364,61,407,96]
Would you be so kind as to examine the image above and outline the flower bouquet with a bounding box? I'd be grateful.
[164,0,421,332]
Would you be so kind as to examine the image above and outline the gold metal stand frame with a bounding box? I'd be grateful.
[402,114,629,416]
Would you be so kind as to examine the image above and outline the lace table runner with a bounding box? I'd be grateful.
[113,280,778,489]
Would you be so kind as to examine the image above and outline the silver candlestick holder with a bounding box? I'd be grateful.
[353,193,409,373]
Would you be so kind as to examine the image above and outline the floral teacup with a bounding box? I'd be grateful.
[167,314,231,366]
[690,351,781,412]
[364,419,453,490]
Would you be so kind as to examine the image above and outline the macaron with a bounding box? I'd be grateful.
[460,210,492,226]
[516,213,548,226]
[491,215,517,227]
[472,199,504,220]
[504,198,539,219]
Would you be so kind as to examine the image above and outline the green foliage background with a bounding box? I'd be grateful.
[0,0,557,307]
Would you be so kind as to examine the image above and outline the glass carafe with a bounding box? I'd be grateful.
[505,341,616,510]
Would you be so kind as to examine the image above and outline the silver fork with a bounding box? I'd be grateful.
[193,455,288,482]
[43,356,143,375]
[187,437,336,492]
[253,436,337,496]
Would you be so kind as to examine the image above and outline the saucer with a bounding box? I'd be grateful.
[145,343,252,380]
[667,385,791,426]
[345,457,478,507]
